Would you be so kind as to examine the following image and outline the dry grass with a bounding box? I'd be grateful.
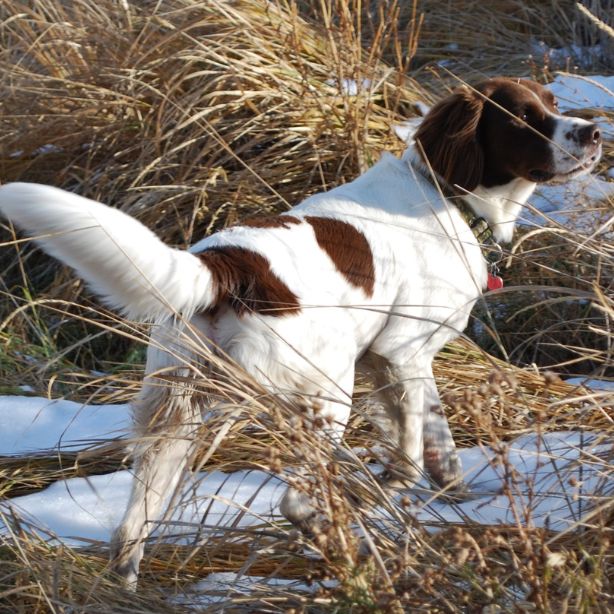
[0,0,613,612]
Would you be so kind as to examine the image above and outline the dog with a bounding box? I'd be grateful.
[0,77,601,587]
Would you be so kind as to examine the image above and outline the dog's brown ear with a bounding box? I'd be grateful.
[414,87,484,192]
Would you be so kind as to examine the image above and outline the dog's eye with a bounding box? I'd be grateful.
[515,110,529,125]
[512,108,533,128]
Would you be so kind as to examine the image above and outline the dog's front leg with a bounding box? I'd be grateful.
[422,369,464,489]
[371,354,426,487]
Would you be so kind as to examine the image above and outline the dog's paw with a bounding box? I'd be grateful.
[377,468,420,490]
[424,445,464,490]
[109,527,143,591]
[280,487,315,524]
[432,480,474,503]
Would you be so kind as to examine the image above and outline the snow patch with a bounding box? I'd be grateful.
[564,377,614,391]
[523,173,614,228]
[2,419,610,545]
[0,396,130,455]
[1,398,610,543]
[173,572,335,607]
[547,74,614,112]
[412,431,611,531]
[531,41,607,72]
[2,468,286,546]
[10,144,64,159]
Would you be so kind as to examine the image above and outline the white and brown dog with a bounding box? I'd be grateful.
[0,78,602,586]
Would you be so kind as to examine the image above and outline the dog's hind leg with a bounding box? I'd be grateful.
[110,323,202,588]
[279,367,354,530]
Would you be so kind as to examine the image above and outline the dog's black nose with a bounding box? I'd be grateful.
[577,123,601,147]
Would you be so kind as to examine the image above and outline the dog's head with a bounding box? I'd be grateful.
[414,78,602,192]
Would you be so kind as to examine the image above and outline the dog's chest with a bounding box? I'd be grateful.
[364,209,486,357]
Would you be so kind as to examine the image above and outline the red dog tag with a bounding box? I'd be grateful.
[487,273,504,291]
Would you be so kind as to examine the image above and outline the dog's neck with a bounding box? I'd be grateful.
[462,181,536,243]
[403,145,536,243]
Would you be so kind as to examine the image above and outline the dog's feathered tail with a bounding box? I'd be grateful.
[0,182,215,321]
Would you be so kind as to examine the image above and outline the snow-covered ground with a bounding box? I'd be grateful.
[2,462,285,546]
[1,394,612,546]
[530,41,609,73]
[0,396,130,455]
[547,74,614,113]
[172,571,338,607]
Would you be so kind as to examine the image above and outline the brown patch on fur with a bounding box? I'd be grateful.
[239,215,302,229]
[414,86,485,192]
[305,216,374,296]
[198,247,300,316]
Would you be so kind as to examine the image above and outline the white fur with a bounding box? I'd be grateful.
[0,183,214,320]
[464,179,536,243]
[551,115,601,177]
[402,147,537,244]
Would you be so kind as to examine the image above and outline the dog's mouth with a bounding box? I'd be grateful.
[528,169,555,182]
[528,149,601,184]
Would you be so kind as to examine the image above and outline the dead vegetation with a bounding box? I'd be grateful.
[0,0,612,612]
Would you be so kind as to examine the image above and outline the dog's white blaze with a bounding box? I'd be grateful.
[551,115,598,173]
